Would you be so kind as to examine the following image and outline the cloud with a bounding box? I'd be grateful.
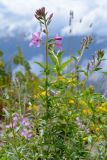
[62,0,107,37]
[13,54,44,77]
[29,54,44,76]
[0,0,107,39]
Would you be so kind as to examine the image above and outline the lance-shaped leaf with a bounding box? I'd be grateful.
[93,67,102,71]
[77,50,81,55]
[60,59,73,70]
[72,56,78,62]
[48,38,54,43]
[34,61,45,69]
[0,50,3,57]
[57,51,64,64]
[49,51,59,66]
[102,72,107,75]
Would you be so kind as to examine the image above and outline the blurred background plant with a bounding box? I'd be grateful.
[0,7,107,160]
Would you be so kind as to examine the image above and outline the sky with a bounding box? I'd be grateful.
[0,0,107,38]
[0,0,107,81]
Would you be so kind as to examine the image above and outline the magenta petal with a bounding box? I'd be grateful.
[54,35,62,49]
[29,42,33,47]
[33,32,40,37]
[55,35,62,40]
[37,32,40,37]
[55,37,62,40]
[29,32,41,47]
[55,41,62,48]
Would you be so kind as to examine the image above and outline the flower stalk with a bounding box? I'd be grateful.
[34,7,53,115]
[44,19,49,114]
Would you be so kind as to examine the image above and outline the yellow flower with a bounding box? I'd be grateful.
[28,105,39,111]
[95,127,100,132]
[34,94,40,99]
[58,76,65,81]
[72,83,76,87]
[41,91,46,96]
[79,100,87,107]
[40,91,50,97]
[102,107,107,112]
[97,106,107,112]
[72,77,77,82]
[67,79,72,83]
[68,99,75,104]
[82,109,91,115]
[83,137,88,142]
[101,102,107,108]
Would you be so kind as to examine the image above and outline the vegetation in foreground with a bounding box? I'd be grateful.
[0,7,107,160]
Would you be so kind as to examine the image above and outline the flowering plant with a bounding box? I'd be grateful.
[0,7,107,160]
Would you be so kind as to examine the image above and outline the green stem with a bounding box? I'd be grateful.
[9,110,20,159]
[11,126,21,160]
[44,21,49,116]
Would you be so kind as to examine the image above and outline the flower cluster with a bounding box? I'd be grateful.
[97,102,107,113]
[21,117,32,139]
[6,113,19,128]
[6,113,33,140]
[76,117,90,134]
[29,33,62,49]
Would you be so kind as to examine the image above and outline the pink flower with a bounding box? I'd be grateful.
[21,129,32,139]
[55,35,62,49]
[27,133,32,139]
[13,113,19,122]
[6,122,17,129]
[21,117,30,127]
[6,124,12,129]
[29,32,41,47]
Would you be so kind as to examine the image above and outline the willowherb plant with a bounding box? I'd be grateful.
[1,6,107,160]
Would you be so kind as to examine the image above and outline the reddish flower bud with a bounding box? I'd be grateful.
[35,7,46,19]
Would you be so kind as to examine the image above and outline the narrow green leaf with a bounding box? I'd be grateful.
[61,59,73,70]
[0,50,3,57]
[78,69,84,72]
[102,71,107,75]
[84,72,88,77]
[49,51,59,66]
[57,51,64,63]
[77,50,81,55]
[48,39,54,43]
[94,67,102,71]
[72,56,78,62]
[34,61,45,69]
